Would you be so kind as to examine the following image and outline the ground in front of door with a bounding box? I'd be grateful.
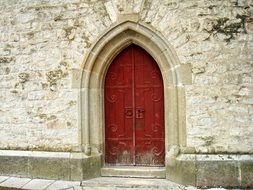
[0,176,240,190]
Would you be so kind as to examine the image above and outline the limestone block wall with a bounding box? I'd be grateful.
[0,0,252,153]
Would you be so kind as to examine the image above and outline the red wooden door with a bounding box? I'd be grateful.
[105,45,164,166]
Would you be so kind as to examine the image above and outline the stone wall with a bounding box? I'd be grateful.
[0,0,252,153]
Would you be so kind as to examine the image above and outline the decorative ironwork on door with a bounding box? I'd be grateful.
[105,45,165,166]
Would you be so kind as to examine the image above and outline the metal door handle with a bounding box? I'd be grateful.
[136,108,144,118]
[125,107,133,118]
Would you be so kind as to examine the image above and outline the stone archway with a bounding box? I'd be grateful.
[77,19,192,177]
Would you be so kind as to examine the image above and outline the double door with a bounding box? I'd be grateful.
[105,45,164,166]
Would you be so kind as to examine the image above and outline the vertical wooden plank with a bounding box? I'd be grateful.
[104,46,134,165]
[134,45,165,166]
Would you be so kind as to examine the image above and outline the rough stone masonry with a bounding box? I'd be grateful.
[0,0,252,188]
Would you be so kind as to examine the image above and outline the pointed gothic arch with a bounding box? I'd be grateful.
[77,20,192,164]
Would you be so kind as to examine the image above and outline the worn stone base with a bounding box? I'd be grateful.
[1,150,252,188]
[166,153,253,188]
[0,150,101,181]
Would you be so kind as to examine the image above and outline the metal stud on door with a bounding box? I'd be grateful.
[105,45,165,166]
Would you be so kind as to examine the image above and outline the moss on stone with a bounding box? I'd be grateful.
[5,67,10,74]
[38,114,56,121]
[213,96,218,101]
[63,26,76,41]
[0,56,15,63]
[47,115,57,120]
[18,73,29,83]
[27,109,57,122]
[207,14,250,42]
[27,32,35,39]
[68,100,77,106]
[10,90,18,94]
[3,44,13,53]
[46,69,68,91]
[59,60,68,67]
[208,5,217,9]
[38,114,47,119]
[202,136,214,146]
[41,82,48,89]
[81,34,92,48]
[54,14,63,21]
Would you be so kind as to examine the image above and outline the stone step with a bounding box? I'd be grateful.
[101,166,166,178]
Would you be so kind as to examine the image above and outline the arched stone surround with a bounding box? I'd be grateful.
[78,19,192,166]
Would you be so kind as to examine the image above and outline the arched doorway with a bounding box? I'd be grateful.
[104,45,165,166]
[77,20,191,180]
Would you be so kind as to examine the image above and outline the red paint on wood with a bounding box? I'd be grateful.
[105,45,165,166]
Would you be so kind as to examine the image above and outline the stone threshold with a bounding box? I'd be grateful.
[101,166,166,178]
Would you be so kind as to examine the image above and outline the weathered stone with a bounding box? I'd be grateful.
[196,155,240,187]
[0,57,14,64]
[29,156,70,180]
[0,155,29,177]
[82,155,101,180]
[70,153,86,181]
[46,180,80,190]
[0,0,252,188]
[0,176,9,183]
[240,160,253,188]
[0,177,31,188]
[166,154,196,186]
[22,179,54,190]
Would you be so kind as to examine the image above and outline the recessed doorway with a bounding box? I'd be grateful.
[104,45,165,166]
